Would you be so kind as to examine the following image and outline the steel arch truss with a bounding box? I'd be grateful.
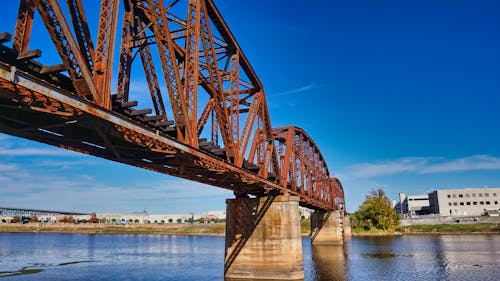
[0,0,344,211]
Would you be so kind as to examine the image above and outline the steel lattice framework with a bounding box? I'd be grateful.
[0,0,344,211]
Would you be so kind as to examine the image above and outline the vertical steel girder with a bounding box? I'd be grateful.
[116,3,133,102]
[66,0,96,73]
[3,0,344,211]
[229,52,240,154]
[13,0,35,52]
[94,0,119,110]
[183,0,201,146]
[136,21,168,120]
[35,0,99,104]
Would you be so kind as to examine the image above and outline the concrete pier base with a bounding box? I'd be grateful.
[311,210,343,244]
[224,195,304,280]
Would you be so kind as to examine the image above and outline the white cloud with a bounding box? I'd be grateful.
[0,147,78,156]
[273,83,315,96]
[345,157,428,178]
[0,159,231,213]
[343,155,500,179]
[421,155,500,174]
[0,163,17,172]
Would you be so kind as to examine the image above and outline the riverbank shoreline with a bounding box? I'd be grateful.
[3,222,500,237]
[353,222,500,236]
[0,223,226,236]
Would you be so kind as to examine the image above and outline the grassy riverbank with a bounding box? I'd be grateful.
[0,222,315,236]
[353,222,500,236]
[400,223,500,234]
[0,221,314,236]
[0,223,226,236]
[4,221,498,237]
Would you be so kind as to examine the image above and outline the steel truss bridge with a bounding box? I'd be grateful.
[0,206,89,217]
[0,0,344,212]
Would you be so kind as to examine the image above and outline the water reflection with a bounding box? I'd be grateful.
[311,244,345,281]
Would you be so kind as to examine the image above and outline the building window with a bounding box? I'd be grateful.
[448,194,451,198]
[448,202,452,206]
[495,201,498,205]
[466,202,471,205]
[485,193,489,197]
[486,201,490,205]
[479,193,483,197]
[453,202,458,206]
[459,194,463,198]
[460,202,464,206]
[493,193,497,197]
[472,194,476,197]
[473,202,478,205]
[452,194,457,198]
[480,201,484,205]
[465,194,470,198]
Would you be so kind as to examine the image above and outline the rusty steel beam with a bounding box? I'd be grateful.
[13,0,35,53]
[182,0,201,146]
[66,0,96,73]
[94,0,119,110]
[35,0,99,104]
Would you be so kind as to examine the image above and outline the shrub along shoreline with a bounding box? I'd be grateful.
[353,222,500,236]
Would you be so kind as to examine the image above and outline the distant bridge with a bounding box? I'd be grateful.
[0,206,89,216]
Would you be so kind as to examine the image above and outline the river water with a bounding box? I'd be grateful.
[0,233,499,280]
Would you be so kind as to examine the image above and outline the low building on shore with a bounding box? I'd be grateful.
[395,192,431,216]
[395,187,500,217]
[429,188,500,216]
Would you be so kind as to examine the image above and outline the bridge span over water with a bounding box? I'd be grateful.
[0,0,350,279]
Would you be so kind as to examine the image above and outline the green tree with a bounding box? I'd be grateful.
[198,217,205,223]
[168,218,173,223]
[176,218,182,223]
[352,189,400,231]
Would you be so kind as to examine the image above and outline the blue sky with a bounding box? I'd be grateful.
[0,0,499,213]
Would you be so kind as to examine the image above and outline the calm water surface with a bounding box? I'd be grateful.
[0,233,499,280]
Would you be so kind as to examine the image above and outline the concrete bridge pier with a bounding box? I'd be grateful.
[310,210,344,244]
[224,194,304,280]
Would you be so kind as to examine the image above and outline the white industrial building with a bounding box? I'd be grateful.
[395,193,431,215]
[428,188,500,216]
[395,187,500,216]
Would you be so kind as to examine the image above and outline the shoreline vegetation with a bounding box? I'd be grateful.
[353,222,500,236]
[1,220,500,237]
